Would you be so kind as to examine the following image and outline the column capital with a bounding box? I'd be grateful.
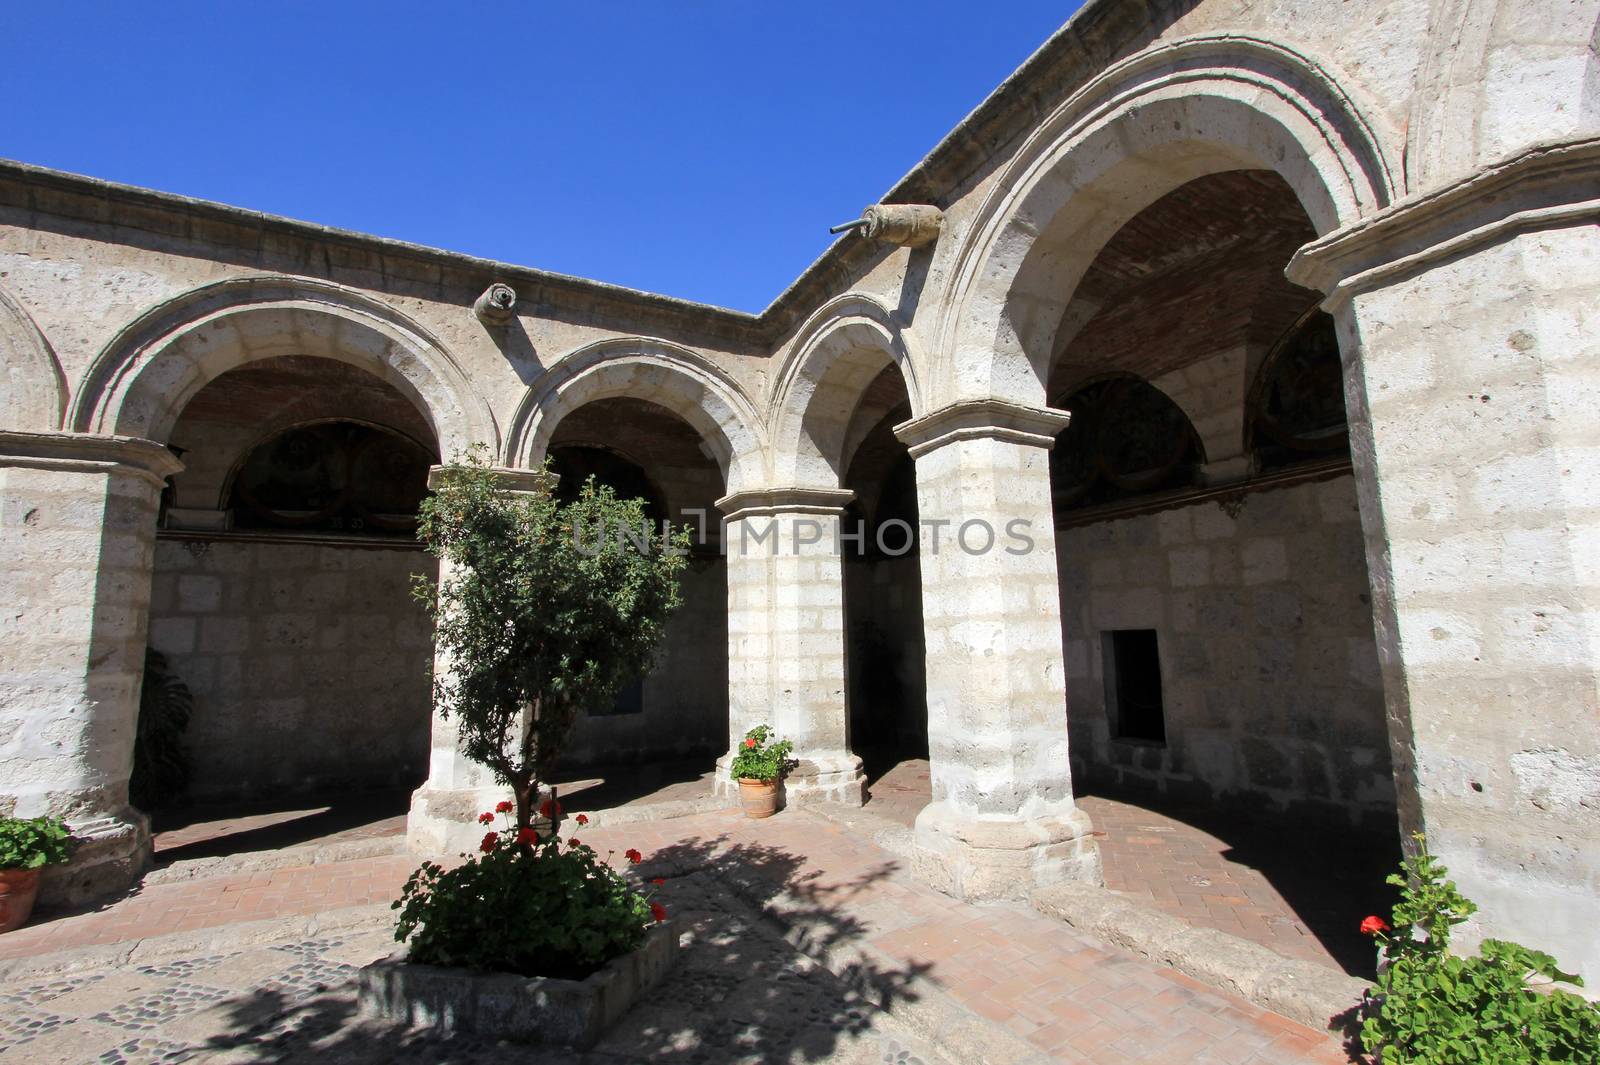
[427,463,553,495]
[892,398,1070,458]
[0,430,184,487]
[714,486,855,522]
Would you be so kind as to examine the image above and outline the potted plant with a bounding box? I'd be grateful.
[0,815,72,933]
[730,724,794,819]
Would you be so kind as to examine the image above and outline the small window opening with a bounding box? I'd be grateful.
[1103,629,1166,744]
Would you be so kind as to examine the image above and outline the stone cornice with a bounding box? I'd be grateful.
[1288,137,1600,304]
[0,430,184,486]
[714,487,856,522]
[893,399,1071,459]
[427,464,552,495]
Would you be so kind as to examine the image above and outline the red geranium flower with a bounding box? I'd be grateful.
[625,848,643,864]
[479,832,499,853]
[569,837,582,848]
[651,877,665,886]
[495,800,514,814]
[1360,915,1391,936]
[744,737,758,749]
[516,827,538,845]
[650,902,667,922]
[575,814,589,826]
[539,799,563,819]
[477,812,494,825]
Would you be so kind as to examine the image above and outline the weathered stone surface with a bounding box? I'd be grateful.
[358,923,679,1048]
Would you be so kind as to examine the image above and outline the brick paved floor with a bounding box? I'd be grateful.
[1,808,1360,1063]
[862,758,1397,977]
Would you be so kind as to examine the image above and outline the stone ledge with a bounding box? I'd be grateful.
[142,834,405,886]
[1031,881,1369,1032]
[358,920,680,1049]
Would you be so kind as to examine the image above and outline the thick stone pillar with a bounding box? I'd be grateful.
[405,465,547,855]
[0,431,182,904]
[715,488,866,806]
[1333,230,1600,980]
[1288,148,1600,982]
[893,400,1101,900]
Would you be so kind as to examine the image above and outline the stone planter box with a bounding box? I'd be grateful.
[358,920,679,1048]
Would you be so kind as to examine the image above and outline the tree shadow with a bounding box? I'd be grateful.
[179,832,931,1063]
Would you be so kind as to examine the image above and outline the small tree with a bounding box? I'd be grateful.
[414,447,687,831]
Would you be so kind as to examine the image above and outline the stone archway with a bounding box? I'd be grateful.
[933,35,1398,411]
[505,336,765,497]
[73,275,497,457]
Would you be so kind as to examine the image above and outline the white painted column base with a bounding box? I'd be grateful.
[713,749,866,808]
[405,784,510,856]
[910,800,1101,902]
[39,811,151,906]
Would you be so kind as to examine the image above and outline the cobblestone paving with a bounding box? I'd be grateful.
[0,872,944,1065]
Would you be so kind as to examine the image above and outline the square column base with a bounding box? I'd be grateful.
[911,800,1102,902]
[40,810,151,907]
[714,751,867,808]
[406,785,510,856]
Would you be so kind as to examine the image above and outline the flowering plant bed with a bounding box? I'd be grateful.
[359,918,678,1048]
[367,803,676,1044]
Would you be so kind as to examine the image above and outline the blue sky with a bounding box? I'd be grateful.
[1,3,1083,312]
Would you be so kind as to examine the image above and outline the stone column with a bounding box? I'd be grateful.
[893,400,1101,900]
[1287,149,1600,983]
[406,464,549,855]
[1333,229,1600,981]
[0,430,182,904]
[715,488,866,806]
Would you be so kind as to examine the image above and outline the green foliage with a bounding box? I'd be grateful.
[0,816,72,870]
[393,811,663,978]
[413,446,688,827]
[729,724,794,782]
[1361,835,1600,1064]
[131,647,192,810]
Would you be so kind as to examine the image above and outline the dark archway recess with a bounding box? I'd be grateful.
[228,420,433,536]
[1050,375,1204,512]
[841,366,928,789]
[1247,309,1350,470]
[144,357,442,856]
[544,397,730,778]
[548,443,668,522]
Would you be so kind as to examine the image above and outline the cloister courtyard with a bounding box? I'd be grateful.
[0,764,1385,1063]
[6,0,1600,1060]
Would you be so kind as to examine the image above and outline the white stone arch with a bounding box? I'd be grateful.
[0,283,68,431]
[936,34,1399,410]
[505,337,766,496]
[767,294,927,489]
[71,276,496,457]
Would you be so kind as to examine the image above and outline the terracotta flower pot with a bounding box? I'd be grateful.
[738,778,779,819]
[0,868,42,934]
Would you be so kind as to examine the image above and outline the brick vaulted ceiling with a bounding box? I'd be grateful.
[1049,169,1321,399]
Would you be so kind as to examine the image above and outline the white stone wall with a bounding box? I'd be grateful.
[1058,476,1394,827]
[147,539,437,801]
